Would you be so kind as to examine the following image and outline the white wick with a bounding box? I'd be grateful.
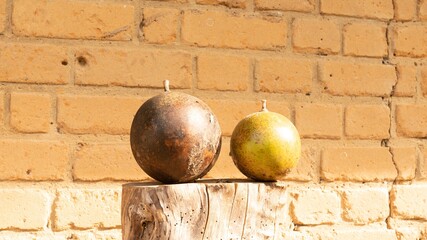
[164,80,170,92]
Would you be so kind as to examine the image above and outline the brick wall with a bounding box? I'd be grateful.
[0,0,426,239]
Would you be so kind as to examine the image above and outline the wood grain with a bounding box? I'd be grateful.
[122,180,292,240]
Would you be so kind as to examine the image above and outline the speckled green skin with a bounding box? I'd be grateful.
[230,110,301,181]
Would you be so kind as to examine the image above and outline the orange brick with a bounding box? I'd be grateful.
[320,0,394,20]
[0,0,5,33]
[181,10,287,50]
[142,7,180,44]
[345,104,390,139]
[255,57,313,94]
[391,185,427,220]
[53,188,121,230]
[75,48,192,89]
[421,67,427,96]
[0,189,50,230]
[320,61,397,96]
[341,187,389,224]
[343,22,387,57]
[204,137,245,179]
[10,92,51,133]
[254,0,314,12]
[391,147,417,180]
[205,99,290,136]
[12,0,134,40]
[197,53,249,91]
[295,104,342,139]
[0,43,68,84]
[394,25,427,57]
[292,18,340,55]
[74,143,149,181]
[396,104,427,138]
[420,0,427,20]
[197,0,247,8]
[394,0,417,21]
[394,64,417,97]
[321,147,397,181]
[57,95,144,135]
[0,140,68,180]
[283,146,317,181]
[290,188,341,225]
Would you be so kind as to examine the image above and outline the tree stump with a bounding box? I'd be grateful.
[121,180,292,240]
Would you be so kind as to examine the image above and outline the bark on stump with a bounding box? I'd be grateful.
[121,180,292,240]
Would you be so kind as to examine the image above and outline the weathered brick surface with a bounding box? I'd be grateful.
[292,18,340,55]
[205,99,290,136]
[0,230,122,240]
[0,0,426,237]
[295,104,342,139]
[0,140,68,180]
[53,188,121,230]
[391,147,417,180]
[394,64,417,97]
[197,0,247,8]
[345,104,390,139]
[320,61,397,96]
[394,0,417,21]
[396,104,427,138]
[10,92,51,133]
[291,188,341,225]
[391,185,427,220]
[142,7,180,44]
[394,25,427,57]
[197,53,249,91]
[75,48,192,88]
[321,147,397,181]
[320,0,394,20]
[343,22,387,57]
[0,43,68,84]
[0,189,50,230]
[181,10,287,50]
[254,0,314,12]
[0,0,6,33]
[303,227,398,240]
[255,57,313,94]
[341,187,389,224]
[57,95,144,135]
[13,0,134,40]
[73,143,148,181]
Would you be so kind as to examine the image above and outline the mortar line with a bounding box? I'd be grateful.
[247,0,255,12]
[134,0,143,43]
[4,0,13,36]
[250,57,256,94]
[4,90,11,132]
[192,54,198,94]
[177,8,184,45]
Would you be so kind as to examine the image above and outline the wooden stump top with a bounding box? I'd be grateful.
[121,180,292,240]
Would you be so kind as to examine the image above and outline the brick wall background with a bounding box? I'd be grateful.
[0,0,427,239]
